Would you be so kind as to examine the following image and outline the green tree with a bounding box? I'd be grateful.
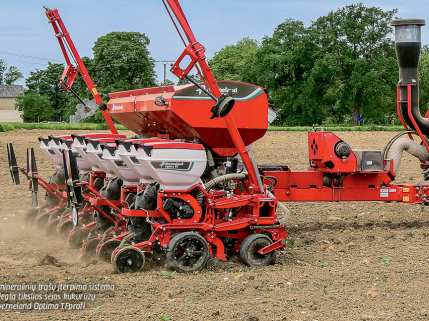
[209,37,258,81]
[160,79,175,86]
[243,4,398,126]
[25,63,73,121]
[15,92,52,122]
[310,3,398,125]
[242,19,321,125]
[0,60,23,85]
[0,60,6,83]
[177,73,202,86]
[91,31,157,94]
[17,31,158,123]
[420,49,429,114]
[4,66,23,85]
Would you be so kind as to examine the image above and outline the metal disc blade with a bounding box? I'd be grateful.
[75,99,98,119]
[27,148,38,192]
[71,206,78,227]
[7,143,20,185]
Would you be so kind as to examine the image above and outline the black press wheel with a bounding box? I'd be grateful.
[166,232,209,273]
[113,247,145,273]
[240,233,275,267]
[98,239,121,263]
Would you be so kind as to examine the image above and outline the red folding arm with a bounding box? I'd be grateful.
[163,0,264,193]
[44,7,118,134]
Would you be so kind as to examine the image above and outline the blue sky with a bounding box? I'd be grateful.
[0,0,428,87]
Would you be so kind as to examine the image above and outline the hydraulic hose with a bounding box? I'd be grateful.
[204,173,248,192]
[267,190,290,223]
[384,136,429,174]
[196,173,248,204]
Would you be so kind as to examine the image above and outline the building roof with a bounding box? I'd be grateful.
[0,85,24,98]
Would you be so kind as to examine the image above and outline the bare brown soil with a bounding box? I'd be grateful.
[1,129,429,321]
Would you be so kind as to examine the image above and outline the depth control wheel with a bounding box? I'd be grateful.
[239,233,275,267]
[113,247,145,273]
[166,232,209,273]
[98,239,121,263]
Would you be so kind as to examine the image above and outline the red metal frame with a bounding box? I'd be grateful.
[396,84,429,170]
[163,0,262,192]
[262,83,429,206]
[397,84,415,140]
[44,7,118,134]
[17,166,65,201]
[402,84,429,152]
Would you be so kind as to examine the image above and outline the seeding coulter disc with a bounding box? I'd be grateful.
[45,219,60,236]
[239,234,275,267]
[24,207,40,225]
[166,232,209,273]
[58,220,74,239]
[113,247,145,273]
[71,207,78,227]
[84,238,103,258]
[36,212,51,230]
[75,98,98,118]
[98,239,121,263]
[69,228,91,249]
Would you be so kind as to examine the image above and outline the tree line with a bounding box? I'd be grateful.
[0,60,23,85]
[11,3,429,126]
[14,32,157,123]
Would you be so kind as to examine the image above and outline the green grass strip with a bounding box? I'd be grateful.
[0,122,128,132]
[0,123,405,133]
[268,125,405,132]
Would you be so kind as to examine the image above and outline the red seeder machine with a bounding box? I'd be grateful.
[7,2,429,273]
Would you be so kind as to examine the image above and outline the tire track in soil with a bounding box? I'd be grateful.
[287,218,429,233]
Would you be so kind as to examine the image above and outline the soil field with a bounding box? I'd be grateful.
[1,129,429,321]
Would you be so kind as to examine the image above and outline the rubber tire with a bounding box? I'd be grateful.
[239,233,275,267]
[166,232,209,273]
[98,239,121,263]
[113,247,145,273]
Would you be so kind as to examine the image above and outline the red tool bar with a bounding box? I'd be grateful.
[264,169,429,205]
[44,8,118,134]
[163,0,262,192]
